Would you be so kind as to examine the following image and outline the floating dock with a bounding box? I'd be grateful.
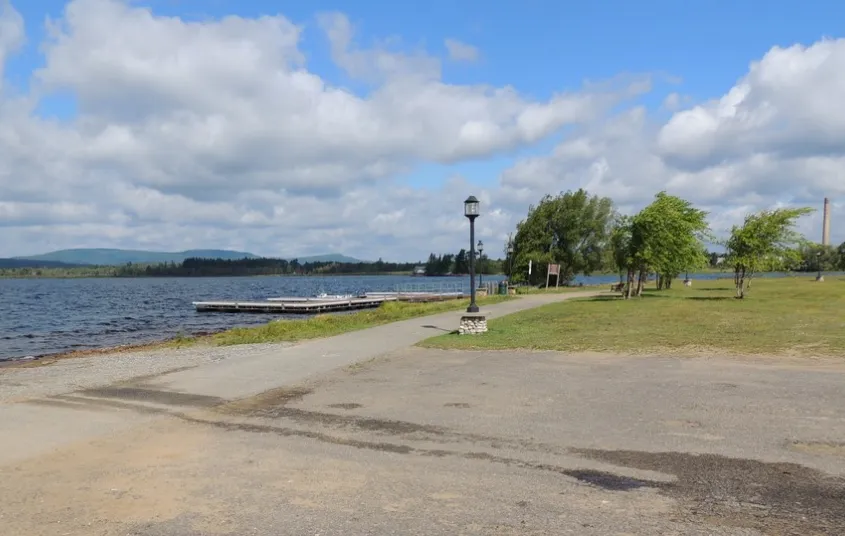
[193,291,467,314]
[193,296,394,314]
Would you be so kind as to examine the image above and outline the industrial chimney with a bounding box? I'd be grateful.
[822,197,831,246]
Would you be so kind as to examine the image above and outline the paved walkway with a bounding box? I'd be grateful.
[147,290,599,399]
[0,291,599,466]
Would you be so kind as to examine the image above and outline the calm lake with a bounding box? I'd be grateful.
[0,271,802,361]
[0,274,508,361]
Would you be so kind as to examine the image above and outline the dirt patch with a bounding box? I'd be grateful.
[444,402,472,408]
[260,406,449,436]
[572,448,845,535]
[328,403,363,410]
[660,419,702,429]
[220,387,449,437]
[80,386,224,408]
[213,388,568,455]
[0,419,226,536]
[219,386,313,414]
[563,469,657,491]
[790,441,845,457]
[178,414,415,455]
[52,394,174,415]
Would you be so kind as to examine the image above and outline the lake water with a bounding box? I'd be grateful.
[0,274,507,361]
[0,271,817,361]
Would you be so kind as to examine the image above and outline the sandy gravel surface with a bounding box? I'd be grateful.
[0,342,293,404]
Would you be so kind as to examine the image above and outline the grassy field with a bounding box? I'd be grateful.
[420,276,845,357]
[514,284,606,294]
[173,295,513,348]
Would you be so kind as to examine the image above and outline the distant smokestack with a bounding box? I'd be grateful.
[822,197,831,246]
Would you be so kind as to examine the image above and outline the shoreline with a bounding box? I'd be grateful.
[0,294,515,369]
[0,327,232,369]
[0,337,192,369]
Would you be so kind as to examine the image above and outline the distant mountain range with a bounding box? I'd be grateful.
[0,258,83,269]
[8,248,364,267]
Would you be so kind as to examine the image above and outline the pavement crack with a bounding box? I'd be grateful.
[174,412,660,492]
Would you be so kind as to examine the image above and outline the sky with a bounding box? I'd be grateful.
[1,0,844,261]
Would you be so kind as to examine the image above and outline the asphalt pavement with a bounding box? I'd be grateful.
[1,291,844,535]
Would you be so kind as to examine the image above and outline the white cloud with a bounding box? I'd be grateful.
[658,39,845,168]
[444,38,479,62]
[0,0,23,88]
[500,38,845,246]
[0,0,843,261]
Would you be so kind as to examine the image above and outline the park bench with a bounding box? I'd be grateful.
[610,282,625,292]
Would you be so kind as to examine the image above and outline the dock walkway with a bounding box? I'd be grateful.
[193,296,393,314]
[194,292,469,314]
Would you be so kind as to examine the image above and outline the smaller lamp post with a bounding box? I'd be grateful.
[816,251,823,281]
[507,236,514,280]
[464,196,480,313]
[477,240,484,287]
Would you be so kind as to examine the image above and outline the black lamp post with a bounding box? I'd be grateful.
[817,251,822,280]
[477,240,484,287]
[507,235,514,279]
[464,196,480,313]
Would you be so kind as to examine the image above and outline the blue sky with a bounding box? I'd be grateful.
[1,0,843,258]
[12,0,844,98]
[9,0,844,192]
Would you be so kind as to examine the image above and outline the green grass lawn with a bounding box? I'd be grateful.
[514,284,606,294]
[420,276,845,357]
[172,295,513,348]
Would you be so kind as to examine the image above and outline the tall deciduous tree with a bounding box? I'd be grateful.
[609,215,633,283]
[724,207,812,299]
[511,189,614,285]
[625,192,710,298]
[796,243,837,273]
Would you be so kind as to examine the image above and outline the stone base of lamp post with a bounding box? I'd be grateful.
[816,274,825,282]
[459,314,488,335]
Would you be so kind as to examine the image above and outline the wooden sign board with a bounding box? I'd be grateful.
[546,264,561,288]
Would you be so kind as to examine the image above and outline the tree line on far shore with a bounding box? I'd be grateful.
[0,253,506,279]
[508,188,828,299]
[0,257,416,278]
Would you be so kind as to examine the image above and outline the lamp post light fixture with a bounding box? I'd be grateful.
[477,240,484,287]
[464,196,480,313]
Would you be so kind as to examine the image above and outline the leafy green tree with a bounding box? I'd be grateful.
[795,243,838,272]
[624,192,710,297]
[838,241,845,270]
[511,189,614,285]
[708,251,721,268]
[424,253,440,276]
[724,207,813,299]
[454,249,469,274]
[608,215,633,283]
[439,253,455,275]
